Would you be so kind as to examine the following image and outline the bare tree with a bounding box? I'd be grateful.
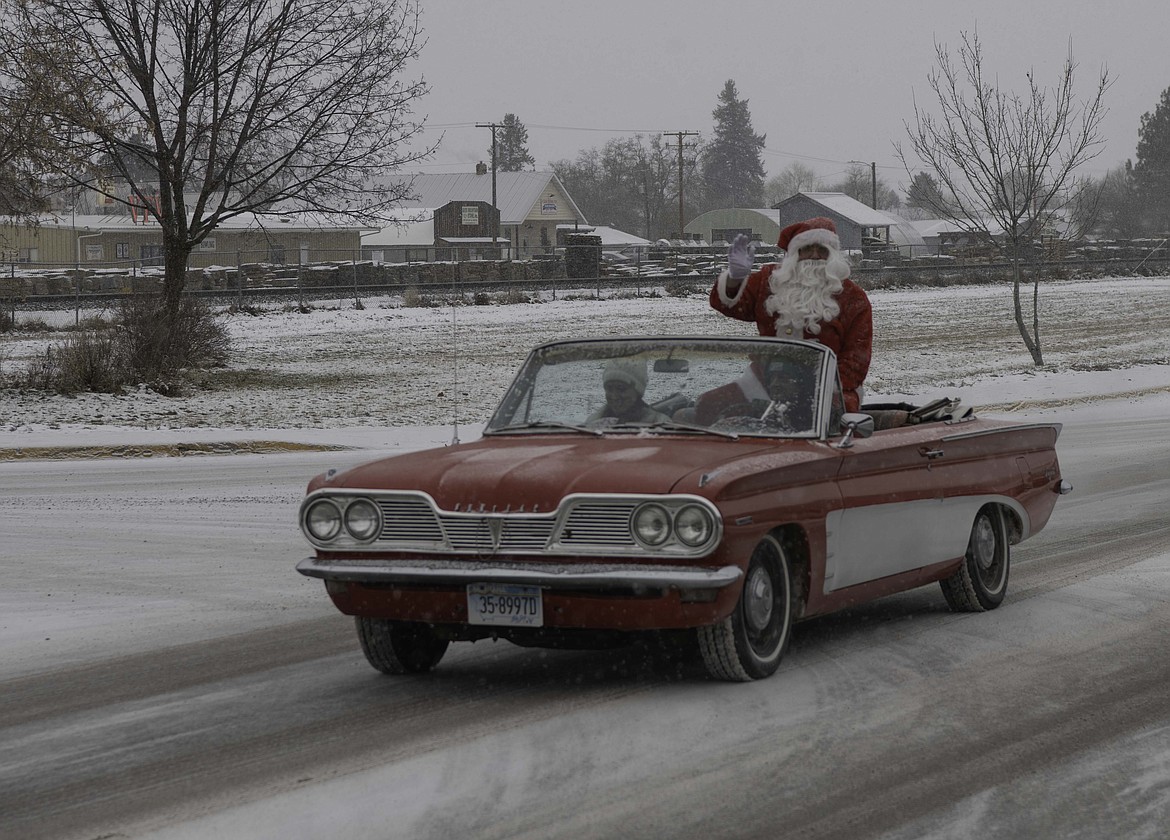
[552,134,688,240]
[0,0,433,323]
[897,31,1109,366]
[764,162,821,205]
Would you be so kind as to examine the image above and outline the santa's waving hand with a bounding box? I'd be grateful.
[710,217,872,413]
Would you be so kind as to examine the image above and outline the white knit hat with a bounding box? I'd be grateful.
[603,358,648,395]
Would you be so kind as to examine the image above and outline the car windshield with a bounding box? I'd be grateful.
[484,337,842,439]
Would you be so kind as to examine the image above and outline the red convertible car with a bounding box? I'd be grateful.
[297,337,1069,681]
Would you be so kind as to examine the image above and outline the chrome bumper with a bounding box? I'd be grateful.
[297,557,742,591]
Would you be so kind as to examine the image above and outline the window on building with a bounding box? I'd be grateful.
[268,245,285,264]
[140,244,164,266]
[116,243,130,259]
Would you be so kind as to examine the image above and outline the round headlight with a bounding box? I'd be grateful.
[674,504,714,547]
[632,503,671,547]
[344,498,381,541]
[305,499,342,541]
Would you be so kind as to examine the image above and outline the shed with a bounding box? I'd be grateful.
[772,192,902,251]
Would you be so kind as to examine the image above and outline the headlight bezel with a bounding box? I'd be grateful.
[674,503,715,547]
[629,499,719,552]
[304,498,344,542]
[302,495,382,545]
[343,498,382,542]
[632,502,672,547]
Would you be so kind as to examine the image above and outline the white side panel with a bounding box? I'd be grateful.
[823,496,1021,594]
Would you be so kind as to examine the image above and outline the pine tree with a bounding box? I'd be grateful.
[493,113,535,172]
[700,80,766,210]
[1132,86,1170,233]
[904,171,953,218]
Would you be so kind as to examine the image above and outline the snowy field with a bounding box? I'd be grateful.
[1,273,1169,449]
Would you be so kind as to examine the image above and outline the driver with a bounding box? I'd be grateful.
[693,356,816,430]
[587,358,672,425]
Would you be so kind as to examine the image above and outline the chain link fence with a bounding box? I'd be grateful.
[3,240,1169,332]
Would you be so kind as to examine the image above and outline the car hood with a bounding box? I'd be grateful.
[312,434,808,510]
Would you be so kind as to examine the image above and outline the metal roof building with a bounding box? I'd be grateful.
[374,170,589,259]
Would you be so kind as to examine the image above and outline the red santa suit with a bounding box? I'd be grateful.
[710,217,872,412]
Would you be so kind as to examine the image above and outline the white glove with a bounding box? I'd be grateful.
[727,234,756,280]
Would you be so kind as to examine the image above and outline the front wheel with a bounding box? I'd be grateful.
[355,618,449,674]
[698,535,795,681]
[940,505,1010,612]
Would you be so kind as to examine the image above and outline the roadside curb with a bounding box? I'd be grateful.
[0,440,355,461]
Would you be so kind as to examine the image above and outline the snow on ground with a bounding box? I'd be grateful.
[1,274,1169,451]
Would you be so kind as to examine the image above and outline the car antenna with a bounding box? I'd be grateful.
[450,301,460,445]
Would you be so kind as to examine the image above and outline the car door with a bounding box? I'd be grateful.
[823,423,980,594]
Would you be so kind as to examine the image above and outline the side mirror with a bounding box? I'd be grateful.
[835,412,874,449]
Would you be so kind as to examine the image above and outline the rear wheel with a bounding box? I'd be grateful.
[355,618,449,674]
[698,535,794,681]
[941,505,1010,612]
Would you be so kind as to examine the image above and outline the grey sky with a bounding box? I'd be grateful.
[407,0,1169,190]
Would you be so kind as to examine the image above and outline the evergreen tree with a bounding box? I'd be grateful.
[700,80,766,210]
[1132,86,1170,233]
[493,113,535,172]
[905,171,946,215]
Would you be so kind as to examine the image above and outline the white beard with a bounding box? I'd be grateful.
[765,258,846,336]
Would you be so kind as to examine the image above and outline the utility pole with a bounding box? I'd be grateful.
[475,122,501,246]
[663,131,698,240]
[849,159,879,209]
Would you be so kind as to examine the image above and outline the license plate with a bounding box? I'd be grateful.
[466,583,543,627]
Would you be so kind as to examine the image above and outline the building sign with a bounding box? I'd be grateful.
[198,238,217,251]
[462,205,479,226]
[541,200,558,215]
[85,244,104,261]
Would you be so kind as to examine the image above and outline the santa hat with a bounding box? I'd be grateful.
[778,216,841,254]
[603,358,648,395]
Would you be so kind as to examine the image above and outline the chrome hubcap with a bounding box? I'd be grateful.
[744,566,774,632]
[972,515,996,571]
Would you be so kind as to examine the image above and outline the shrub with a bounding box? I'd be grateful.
[19,346,65,391]
[499,287,530,305]
[664,279,698,298]
[116,295,230,394]
[16,317,53,333]
[50,330,128,393]
[403,287,437,308]
[230,302,264,316]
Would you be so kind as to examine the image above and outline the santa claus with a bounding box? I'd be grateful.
[710,216,872,412]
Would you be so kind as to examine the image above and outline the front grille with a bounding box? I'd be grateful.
[371,494,637,554]
[560,503,637,547]
[335,492,715,557]
[376,498,445,545]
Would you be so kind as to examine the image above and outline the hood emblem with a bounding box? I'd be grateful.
[485,517,503,549]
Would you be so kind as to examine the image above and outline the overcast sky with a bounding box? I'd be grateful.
[405,0,1169,191]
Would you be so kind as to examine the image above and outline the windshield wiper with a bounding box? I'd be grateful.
[486,421,605,437]
[609,421,740,440]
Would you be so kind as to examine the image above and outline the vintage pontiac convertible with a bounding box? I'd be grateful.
[297,337,1069,681]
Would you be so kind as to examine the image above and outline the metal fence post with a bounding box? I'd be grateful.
[353,249,360,308]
